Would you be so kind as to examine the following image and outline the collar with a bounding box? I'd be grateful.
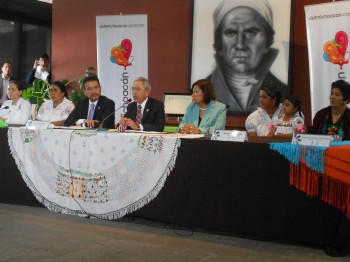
[138,97,148,109]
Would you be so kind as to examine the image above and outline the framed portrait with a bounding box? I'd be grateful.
[190,0,293,115]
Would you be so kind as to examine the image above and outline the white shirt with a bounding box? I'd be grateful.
[245,106,282,137]
[36,97,75,122]
[0,97,32,125]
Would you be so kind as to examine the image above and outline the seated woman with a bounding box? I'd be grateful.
[310,79,350,141]
[0,80,31,125]
[36,81,75,126]
[245,85,282,137]
[178,79,227,134]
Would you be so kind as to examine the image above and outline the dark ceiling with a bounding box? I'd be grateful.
[0,0,52,26]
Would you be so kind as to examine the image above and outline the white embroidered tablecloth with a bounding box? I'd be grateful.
[8,127,181,219]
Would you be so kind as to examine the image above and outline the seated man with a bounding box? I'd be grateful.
[64,75,115,128]
[1,62,14,106]
[119,77,165,131]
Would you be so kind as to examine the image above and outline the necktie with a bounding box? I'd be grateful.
[87,104,95,120]
[136,104,142,125]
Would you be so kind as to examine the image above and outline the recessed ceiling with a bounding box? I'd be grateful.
[37,0,52,4]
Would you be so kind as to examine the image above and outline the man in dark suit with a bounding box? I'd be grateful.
[0,62,13,106]
[64,75,115,128]
[119,77,165,131]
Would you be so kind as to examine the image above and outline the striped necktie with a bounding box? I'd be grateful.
[136,104,142,125]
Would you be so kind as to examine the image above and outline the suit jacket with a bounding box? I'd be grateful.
[178,100,227,134]
[64,96,115,128]
[0,76,13,104]
[124,97,165,131]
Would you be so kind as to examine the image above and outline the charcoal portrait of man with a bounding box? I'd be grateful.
[194,0,291,114]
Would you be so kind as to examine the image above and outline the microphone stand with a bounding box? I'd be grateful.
[96,99,132,131]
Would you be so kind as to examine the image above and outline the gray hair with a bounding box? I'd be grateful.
[134,77,151,91]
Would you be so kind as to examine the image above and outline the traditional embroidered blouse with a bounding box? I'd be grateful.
[36,97,75,122]
[245,106,281,136]
[273,115,304,135]
[0,97,31,125]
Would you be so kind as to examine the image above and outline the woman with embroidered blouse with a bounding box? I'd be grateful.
[245,85,282,137]
[310,80,350,141]
[0,80,31,125]
[36,81,75,126]
[178,79,227,134]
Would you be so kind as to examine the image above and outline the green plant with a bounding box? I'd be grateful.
[66,66,97,105]
[22,67,97,110]
[22,79,50,111]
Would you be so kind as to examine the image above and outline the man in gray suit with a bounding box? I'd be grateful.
[0,62,13,106]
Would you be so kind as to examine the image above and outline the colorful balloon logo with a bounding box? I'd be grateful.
[323,31,349,69]
[110,39,133,69]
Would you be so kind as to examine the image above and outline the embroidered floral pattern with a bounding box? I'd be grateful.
[20,129,39,143]
[138,135,164,153]
[56,169,110,203]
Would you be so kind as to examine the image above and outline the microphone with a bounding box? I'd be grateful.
[0,106,9,110]
[96,99,132,131]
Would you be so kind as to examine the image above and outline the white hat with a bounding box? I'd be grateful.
[213,0,273,31]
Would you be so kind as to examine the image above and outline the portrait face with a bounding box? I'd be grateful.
[1,63,12,78]
[192,85,204,105]
[329,87,346,108]
[218,7,269,74]
[132,80,150,104]
[259,90,275,110]
[83,80,101,102]
[282,99,297,115]
[49,84,65,105]
[7,83,22,101]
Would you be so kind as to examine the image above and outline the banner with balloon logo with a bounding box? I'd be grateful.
[96,15,148,122]
[305,2,350,117]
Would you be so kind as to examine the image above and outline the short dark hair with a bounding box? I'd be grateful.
[9,80,25,91]
[192,79,216,104]
[331,80,350,103]
[40,53,49,60]
[82,75,100,89]
[260,85,282,106]
[51,81,67,97]
[2,61,13,67]
[213,8,275,53]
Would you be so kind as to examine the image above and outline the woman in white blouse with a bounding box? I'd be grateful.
[36,81,75,126]
[245,85,282,137]
[0,80,31,125]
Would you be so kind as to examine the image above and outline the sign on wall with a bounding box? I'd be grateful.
[305,2,350,117]
[96,15,148,122]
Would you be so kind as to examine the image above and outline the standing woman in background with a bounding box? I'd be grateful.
[245,85,282,137]
[0,80,31,125]
[310,80,350,141]
[178,79,227,134]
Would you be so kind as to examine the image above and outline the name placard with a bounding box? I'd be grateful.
[26,120,52,130]
[292,134,332,147]
[211,130,247,142]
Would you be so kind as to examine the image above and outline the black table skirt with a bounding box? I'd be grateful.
[1,128,349,256]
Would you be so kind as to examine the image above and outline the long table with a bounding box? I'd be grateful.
[1,128,349,256]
